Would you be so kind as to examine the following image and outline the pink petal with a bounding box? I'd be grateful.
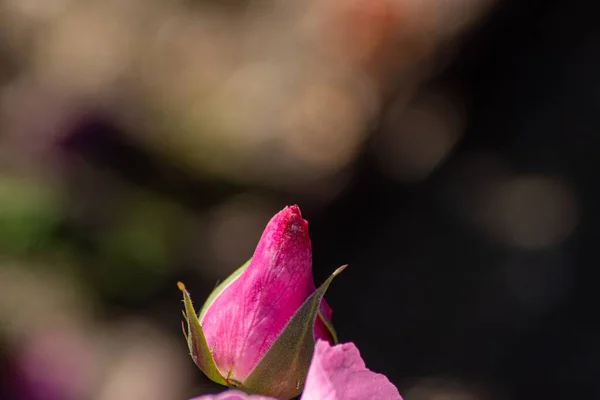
[191,390,277,400]
[301,340,403,400]
[201,205,333,381]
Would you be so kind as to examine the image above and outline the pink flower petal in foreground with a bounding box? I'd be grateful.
[301,340,402,400]
[190,390,275,400]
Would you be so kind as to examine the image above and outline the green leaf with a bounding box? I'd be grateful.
[199,259,251,320]
[178,282,227,385]
[242,265,347,399]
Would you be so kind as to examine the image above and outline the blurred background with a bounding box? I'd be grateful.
[0,0,598,399]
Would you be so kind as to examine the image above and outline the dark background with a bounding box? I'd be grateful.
[322,0,600,399]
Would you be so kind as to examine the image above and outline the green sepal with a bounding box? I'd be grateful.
[177,282,227,385]
[318,310,339,344]
[242,265,347,399]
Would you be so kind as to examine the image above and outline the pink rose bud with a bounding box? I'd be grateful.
[178,205,345,399]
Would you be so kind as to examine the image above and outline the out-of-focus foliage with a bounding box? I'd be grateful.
[0,176,61,253]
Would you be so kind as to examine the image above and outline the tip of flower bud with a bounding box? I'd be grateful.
[279,204,309,235]
[177,281,187,292]
[286,204,302,217]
